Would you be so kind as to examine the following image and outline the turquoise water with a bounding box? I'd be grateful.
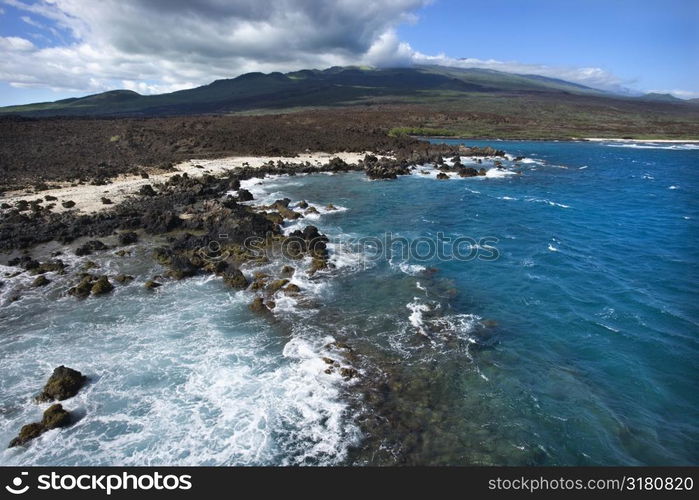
[1,140,697,465]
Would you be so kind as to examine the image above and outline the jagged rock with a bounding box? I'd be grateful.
[263,212,284,225]
[249,297,271,314]
[222,268,248,289]
[309,257,328,275]
[296,200,309,209]
[326,204,337,211]
[304,206,319,215]
[237,188,254,202]
[138,184,157,196]
[75,240,106,256]
[436,172,449,180]
[32,275,50,287]
[114,274,134,284]
[90,275,113,295]
[101,197,112,205]
[118,231,138,245]
[67,276,95,298]
[278,206,302,220]
[37,366,87,402]
[144,280,161,289]
[280,265,295,277]
[9,422,44,448]
[340,367,358,379]
[8,404,71,448]
[458,167,479,177]
[267,279,289,294]
[42,403,71,429]
[283,283,301,295]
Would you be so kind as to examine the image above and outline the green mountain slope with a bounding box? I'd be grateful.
[0,65,610,117]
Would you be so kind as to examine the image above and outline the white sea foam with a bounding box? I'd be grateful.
[407,299,431,337]
[547,244,559,252]
[605,143,699,150]
[668,185,679,190]
[391,259,427,276]
[497,196,518,201]
[0,277,359,466]
[525,197,571,208]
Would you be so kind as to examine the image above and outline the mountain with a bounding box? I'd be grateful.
[638,92,683,102]
[0,65,610,117]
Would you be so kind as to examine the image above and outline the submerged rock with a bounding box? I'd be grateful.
[114,274,134,284]
[37,366,87,402]
[144,279,161,289]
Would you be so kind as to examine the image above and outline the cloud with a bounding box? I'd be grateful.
[648,89,699,99]
[0,0,641,98]
[20,15,44,28]
[410,52,628,92]
[0,0,430,94]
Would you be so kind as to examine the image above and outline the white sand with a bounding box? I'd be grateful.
[582,138,699,143]
[1,151,370,214]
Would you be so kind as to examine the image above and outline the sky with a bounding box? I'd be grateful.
[0,0,697,106]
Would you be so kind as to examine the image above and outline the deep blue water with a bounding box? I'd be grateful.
[1,140,697,465]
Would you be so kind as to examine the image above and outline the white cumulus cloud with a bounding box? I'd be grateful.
[0,0,646,98]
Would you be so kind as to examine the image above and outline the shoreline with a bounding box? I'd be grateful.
[416,135,699,143]
[0,152,370,215]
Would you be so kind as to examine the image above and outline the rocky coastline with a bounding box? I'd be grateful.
[1,142,506,455]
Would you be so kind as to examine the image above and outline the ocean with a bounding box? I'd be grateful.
[1,140,697,465]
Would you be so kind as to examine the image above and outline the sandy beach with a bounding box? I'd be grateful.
[582,138,699,143]
[0,151,369,214]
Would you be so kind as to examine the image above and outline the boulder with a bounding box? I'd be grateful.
[37,366,87,402]
[237,188,254,202]
[118,231,138,245]
[42,403,71,429]
[222,268,248,289]
[249,297,271,314]
[144,280,162,289]
[283,283,301,295]
[75,240,106,256]
[280,265,295,277]
[138,184,157,196]
[67,276,95,298]
[436,172,449,180]
[32,275,50,287]
[114,274,134,284]
[90,276,114,295]
[267,279,289,294]
[8,404,71,448]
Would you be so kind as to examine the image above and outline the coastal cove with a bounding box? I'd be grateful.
[0,140,697,465]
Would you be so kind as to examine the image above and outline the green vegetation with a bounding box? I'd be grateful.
[2,66,698,139]
[388,127,458,137]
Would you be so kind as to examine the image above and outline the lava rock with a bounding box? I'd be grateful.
[37,366,87,402]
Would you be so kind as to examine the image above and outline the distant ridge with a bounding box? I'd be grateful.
[0,65,608,117]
